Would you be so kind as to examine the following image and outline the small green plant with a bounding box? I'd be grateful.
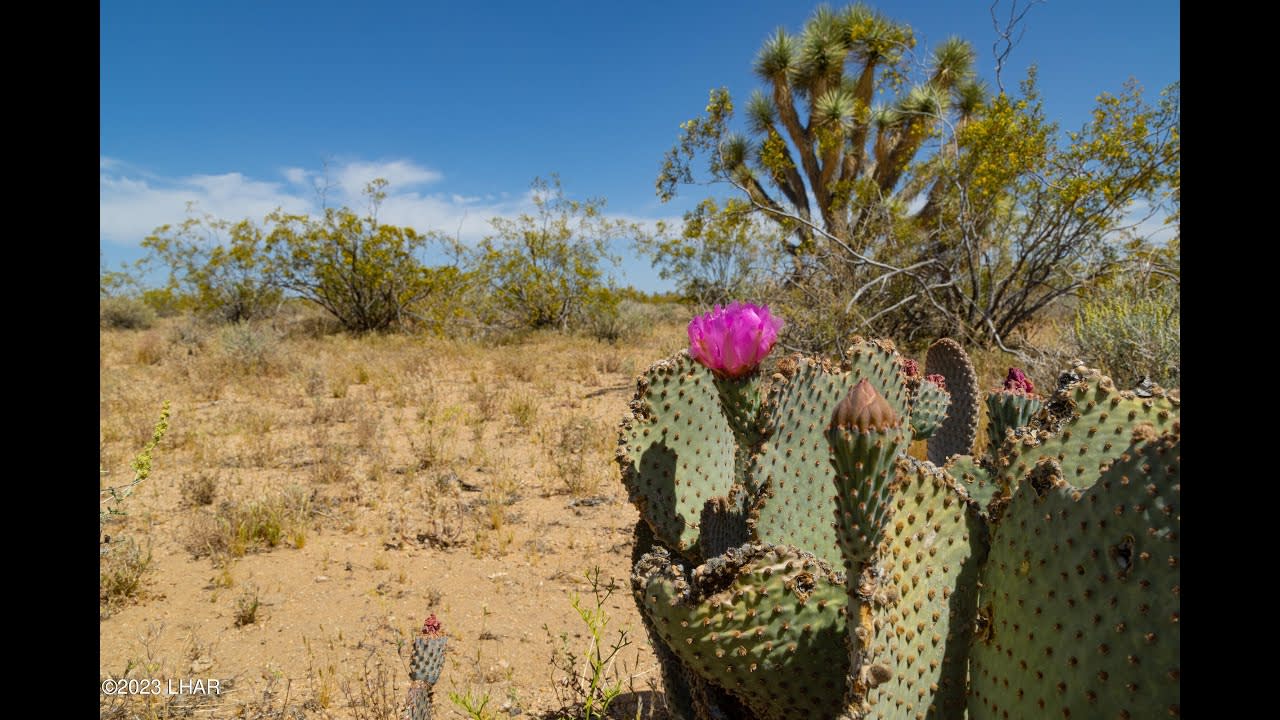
[448,687,495,720]
[545,567,636,720]
[234,585,261,626]
[100,402,171,537]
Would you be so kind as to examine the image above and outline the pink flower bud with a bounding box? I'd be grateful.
[925,373,947,393]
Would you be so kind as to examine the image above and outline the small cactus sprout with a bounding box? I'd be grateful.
[687,302,783,380]
[985,366,1044,450]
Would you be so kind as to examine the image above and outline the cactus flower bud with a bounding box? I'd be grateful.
[831,379,900,432]
[687,303,784,379]
[925,373,947,393]
[1002,367,1035,395]
[901,358,920,378]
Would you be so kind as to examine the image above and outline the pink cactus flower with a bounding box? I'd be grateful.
[688,303,784,380]
[925,373,948,393]
[422,613,444,637]
[1002,367,1035,395]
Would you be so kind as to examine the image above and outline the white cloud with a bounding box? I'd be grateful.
[100,169,310,245]
[101,157,513,247]
[282,167,309,186]
[99,157,683,261]
[334,159,442,197]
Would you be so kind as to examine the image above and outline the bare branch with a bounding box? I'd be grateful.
[990,0,1044,94]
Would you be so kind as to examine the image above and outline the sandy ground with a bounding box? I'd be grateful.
[100,317,689,719]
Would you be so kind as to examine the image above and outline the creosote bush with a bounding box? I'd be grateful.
[101,296,157,330]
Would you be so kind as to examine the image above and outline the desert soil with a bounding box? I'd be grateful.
[100,316,692,719]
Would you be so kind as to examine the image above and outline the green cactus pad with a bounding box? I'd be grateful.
[829,424,907,572]
[969,430,1180,720]
[850,459,988,720]
[992,368,1180,492]
[944,453,1000,512]
[985,389,1044,452]
[700,486,753,560]
[630,519,700,720]
[750,348,912,568]
[409,636,448,684]
[843,338,913,420]
[924,339,980,465]
[908,376,950,441]
[619,351,740,558]
[633,543,851,720]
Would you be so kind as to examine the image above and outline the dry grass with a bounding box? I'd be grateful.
[100,313,678,719]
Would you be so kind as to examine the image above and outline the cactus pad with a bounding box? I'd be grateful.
[944,454,1000,512]
[924,339,980,465]
[850,459,987,719]
[619,352,740,558]
[700,487,753,560]
[633,543,851,720]
[409,635,448,684]
[750,346,912,568]
[969,429,1180,719]
[404,680,435,720]
[993,368,1179,492]
[828,381,907,571]
[985,388,1044,452]
[908,376,950,441]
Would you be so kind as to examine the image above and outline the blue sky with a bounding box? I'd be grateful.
[101,0,1179,293]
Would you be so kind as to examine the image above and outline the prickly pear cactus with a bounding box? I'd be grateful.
[969,428,1180,719]
[402,614,447,720]
[992,367,1179,493]
[848,459,988,720]
[619,352,740,559]
[749,342,915,569]
[924,339,980,465]
[633,543,851,720]
[619,304,1180,720]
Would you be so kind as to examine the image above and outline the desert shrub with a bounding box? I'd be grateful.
[584,299,676,344]
[100,296,156,330]
[142,210,282,323]
[266,179,465,333]
[1073,283,1180,388]
[219,322,279,373]
[471,175,643,333]
[100,536,152,608]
